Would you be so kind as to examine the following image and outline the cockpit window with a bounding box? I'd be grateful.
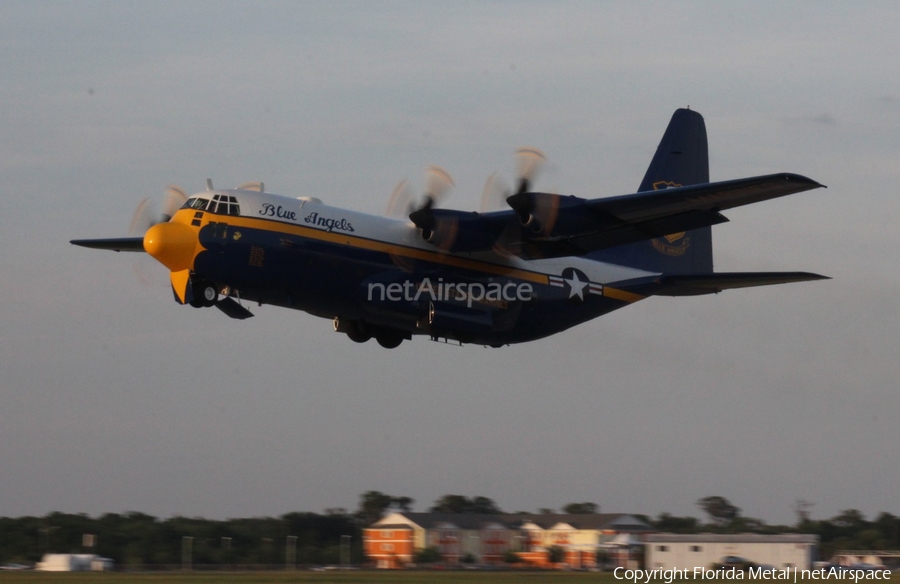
[207,194,241,216]
[181,195,239,215]
[182,197,210,211]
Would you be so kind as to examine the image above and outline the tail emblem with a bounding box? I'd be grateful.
[651,180,691,256]
[652,234,691,256]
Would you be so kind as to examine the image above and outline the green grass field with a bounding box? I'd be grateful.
[0,571,897,584]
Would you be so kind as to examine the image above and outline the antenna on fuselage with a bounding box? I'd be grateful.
[237,182,265,192]
[206,178,214,191]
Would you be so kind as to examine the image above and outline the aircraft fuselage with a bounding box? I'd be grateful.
[180,189,653,346]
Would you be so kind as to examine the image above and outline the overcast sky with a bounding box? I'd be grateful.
[1,1,898,526]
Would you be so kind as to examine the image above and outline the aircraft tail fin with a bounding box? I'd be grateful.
[588,108,713,274]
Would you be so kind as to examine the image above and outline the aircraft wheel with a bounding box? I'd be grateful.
[200,283,218,307]
[189,280,218,307]
[376,334,403,349]
[334,317,371,343]
[346,328,371,343]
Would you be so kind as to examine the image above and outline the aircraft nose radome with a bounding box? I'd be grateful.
[143,222,197,272]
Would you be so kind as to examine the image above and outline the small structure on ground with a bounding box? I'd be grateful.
[35,553,113,572]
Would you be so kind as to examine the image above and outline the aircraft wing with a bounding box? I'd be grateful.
[420,173,824,259]
[70,237,146,252]
[585,172,822,223]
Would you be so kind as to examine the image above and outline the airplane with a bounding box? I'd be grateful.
[72,108,828,349]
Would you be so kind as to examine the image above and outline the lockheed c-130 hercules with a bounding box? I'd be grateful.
[72,108,828,348]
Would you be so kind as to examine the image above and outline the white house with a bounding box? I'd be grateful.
[644,533,818,571]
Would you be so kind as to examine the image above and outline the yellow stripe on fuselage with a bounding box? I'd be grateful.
[177,209,551,285]
[601,287,645,303]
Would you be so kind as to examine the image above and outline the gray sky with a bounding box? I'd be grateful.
[1,1,898,525]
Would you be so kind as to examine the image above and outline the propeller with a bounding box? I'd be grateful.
[385,168,454,266]
[419,165,455,210]
[501,147,559,235]
[128,185,188,236]
[385,179,414,218]
[479,147,546,212]
[407,166,456,247]
[482,148,564,256]
[386,166,454,219]
[127,186,188,286]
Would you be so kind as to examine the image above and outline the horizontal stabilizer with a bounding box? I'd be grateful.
[613,272,830,297]
[70,237,145,252]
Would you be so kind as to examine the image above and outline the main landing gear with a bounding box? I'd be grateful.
[333,317,408,349]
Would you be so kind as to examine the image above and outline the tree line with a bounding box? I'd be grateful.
[0,511,362,568]
[0,492,897,566]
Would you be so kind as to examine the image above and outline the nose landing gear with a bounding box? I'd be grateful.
[189,279,219,308]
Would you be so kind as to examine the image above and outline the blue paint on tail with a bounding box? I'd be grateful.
[588,108,713,274]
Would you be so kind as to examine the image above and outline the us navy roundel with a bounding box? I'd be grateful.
[548,268,603,302]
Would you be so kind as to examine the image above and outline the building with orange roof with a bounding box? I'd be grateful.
[363,511,652,569]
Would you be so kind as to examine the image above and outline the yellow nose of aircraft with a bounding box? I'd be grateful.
[143,222,198,272]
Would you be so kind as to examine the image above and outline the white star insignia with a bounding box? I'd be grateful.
[564,272,588,300]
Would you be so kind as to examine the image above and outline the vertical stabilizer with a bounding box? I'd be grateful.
[589,108,713,274]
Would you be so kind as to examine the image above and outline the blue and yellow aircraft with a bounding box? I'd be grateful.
[72,109,827,348]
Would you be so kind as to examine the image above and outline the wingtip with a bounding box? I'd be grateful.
[782,173,826,189]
